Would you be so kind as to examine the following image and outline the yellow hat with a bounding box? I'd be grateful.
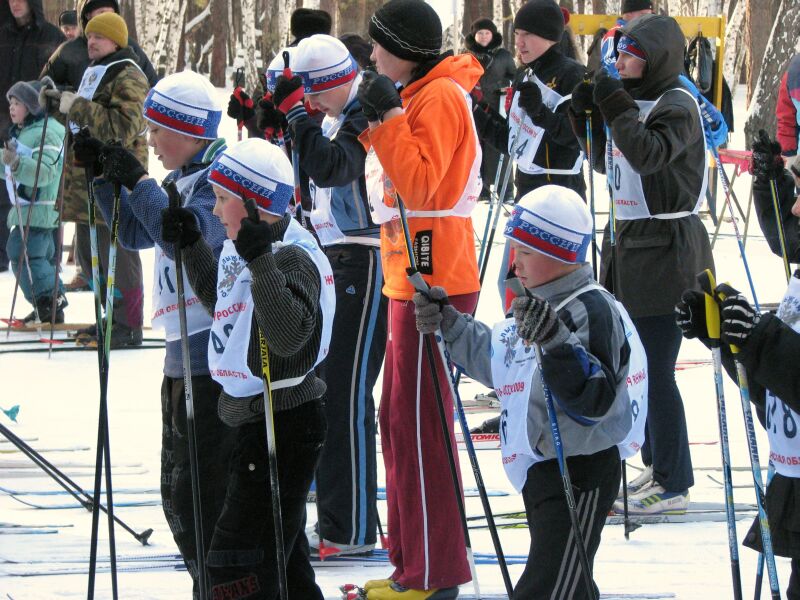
[85,12,128,49]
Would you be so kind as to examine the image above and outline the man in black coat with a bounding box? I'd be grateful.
[0,0,64,271]
[39,0,157,291]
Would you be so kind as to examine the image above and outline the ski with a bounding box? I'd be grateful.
[0,320,153,333]
[0,527,60,535]
[0,467,148,479]
[5,494,160,510]
[0,341,165,355]
[0,445,90,454]
[307,486,508,503]
[0,459,142,469]
[335,587,674,600]
[0,484,159,497]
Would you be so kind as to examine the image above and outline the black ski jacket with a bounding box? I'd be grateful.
[753,170,800,263]
[573,14,714,318]
[463,32,516,110]
[0,0,64,137]
[40,0,158,93]
[472,44,586,198]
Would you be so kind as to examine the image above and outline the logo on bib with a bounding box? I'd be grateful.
[218,254,246,298]
[499,323,522,367]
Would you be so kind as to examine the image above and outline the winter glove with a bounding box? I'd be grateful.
[38,88,61,113]
[2,141,19,171]
[71,130,104,174]
[357,70,402,122]
[717,285,760,348]
[272,75,305,114]
[571,80,597,115]
[234,199,274,263]
[256,97,287,133]
[511,293,561,346]
[750,129,784,182]
[100,144,148,190]
[516,81,545,120]
[57,91,78,115]
[593,71,636,125]
[674,290,711,343]
[227,89,255,122]
[412,286,460,335]
[160,206,202,249]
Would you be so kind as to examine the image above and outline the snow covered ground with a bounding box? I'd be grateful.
[0,85,795,599]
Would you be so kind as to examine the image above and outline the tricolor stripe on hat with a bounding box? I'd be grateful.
[504,206,591,263]
[293,35,358,94]
[143,71,222,139]
[617,35,647,61]
[208,146,294,216]
[295,55,358,94]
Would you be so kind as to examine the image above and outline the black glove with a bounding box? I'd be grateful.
[161,206,201,249]
[71,129,104,174]
[100,144,147,190]
[674,290,710,342]
[516,81,546,121]
[593,71,625,105]
[750,129,784,182]
[511,293,562,346]
[227,89,255,122]
[256,97,287,133]
[571,80,597,115]
[272,75,305,114]
[357,70,402,122]
[412,286,460,335]
[233,199,274,263]
[718,285,760,347]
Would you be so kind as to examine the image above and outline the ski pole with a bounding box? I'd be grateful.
[0,422,152,545]
[407,270,513,599]
[164,181,208,600]
[711,148,760,309]
[753,464,776,600]
[714,282,781,600]
[758,130,792,282]
[244,198,288,600]
[585,107,598,281]
[697,269,743,600]
[234,67,245,142]
[48,129,70,356]
[282,51,306,228]
[604,125,636,538]
[395,197,482,599]
[5,97,52,338]
[506,277,598,600]
[85,168,118,600]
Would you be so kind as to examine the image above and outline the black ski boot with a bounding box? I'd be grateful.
[23,293,68,325]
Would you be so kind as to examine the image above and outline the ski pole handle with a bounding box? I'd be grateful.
[163,180,181,211]
[696,269,721,344]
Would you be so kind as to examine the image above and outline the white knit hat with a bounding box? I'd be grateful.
[143,70,222,139]
[293,34,358,94]
[503,185,593,264]
[265,47,295,92]
[208,138,294,217]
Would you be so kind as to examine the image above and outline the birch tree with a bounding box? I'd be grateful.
[744,0,800,145]
[722,0,745,94]
[240,0,259,91]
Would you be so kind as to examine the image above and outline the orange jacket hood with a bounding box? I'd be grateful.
[401,54,483,100]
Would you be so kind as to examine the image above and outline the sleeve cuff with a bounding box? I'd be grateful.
[541,321,571,352]
[286,105,308,125]
[598,89,638,125]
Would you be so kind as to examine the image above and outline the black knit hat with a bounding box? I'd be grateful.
[368,0,442,63]
[290,8,332,43]
[59,10,77,26]
[622,0,653,12]
[471,18,498,36]
[513,0,565,42]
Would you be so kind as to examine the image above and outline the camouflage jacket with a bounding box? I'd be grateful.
[61,46,149,223]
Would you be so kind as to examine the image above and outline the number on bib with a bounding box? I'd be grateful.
[210,323,234,354]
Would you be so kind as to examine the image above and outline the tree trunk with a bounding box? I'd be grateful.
[240,0,259,92]
[211,0,227,86]
[723,0,745,94]
[745,0,780,105]
[744,0,800,146]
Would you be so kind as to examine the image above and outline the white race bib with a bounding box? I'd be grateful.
[765,274,800,477]
[609,88,708,221]
[507,73,583,176]
[308,115,348,246]
[69,59,140,134]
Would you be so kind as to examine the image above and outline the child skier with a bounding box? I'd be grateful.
[413,185,646,599]
[676,133,800,600]
[270,33,387,557]
[72,69,236,597]
[161,138,334,599]
[1,79,67,324]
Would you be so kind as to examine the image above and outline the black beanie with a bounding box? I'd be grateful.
[622,0,653,12]
[368,0,442,63]
[513,0,565,42]
[290,8,332,42]
[59,10,77,26]
[471,18,498,36]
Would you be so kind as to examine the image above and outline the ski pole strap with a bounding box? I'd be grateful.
[713,282,742,355]
[696,269,721,344]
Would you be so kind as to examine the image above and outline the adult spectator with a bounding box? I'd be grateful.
[59,10,78,40]
[0,0,65,272]
[41,0,157,292]
[776,54,800,160]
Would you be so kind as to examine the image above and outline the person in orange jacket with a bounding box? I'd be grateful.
[355,0,483,598]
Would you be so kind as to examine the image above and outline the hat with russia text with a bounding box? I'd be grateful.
[143,70,222,139]
[208,138,295,217]
[503,185,593,264]
[293,35,358,94]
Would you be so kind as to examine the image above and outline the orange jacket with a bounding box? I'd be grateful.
[361,54,483,300]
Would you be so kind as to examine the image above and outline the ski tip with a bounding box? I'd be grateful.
[1,318,25,329]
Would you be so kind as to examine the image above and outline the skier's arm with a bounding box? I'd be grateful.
[9,138,62,189]
[540,294,624,419]
[91,181,153,251]
[471,102,509,152]
[752,171,800,263]
[442,312,495,389]
[776,70,797,157]
[181,237,220,315]
[536,67,588,148]
[250,245,320,357]
[287,105,368,187]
